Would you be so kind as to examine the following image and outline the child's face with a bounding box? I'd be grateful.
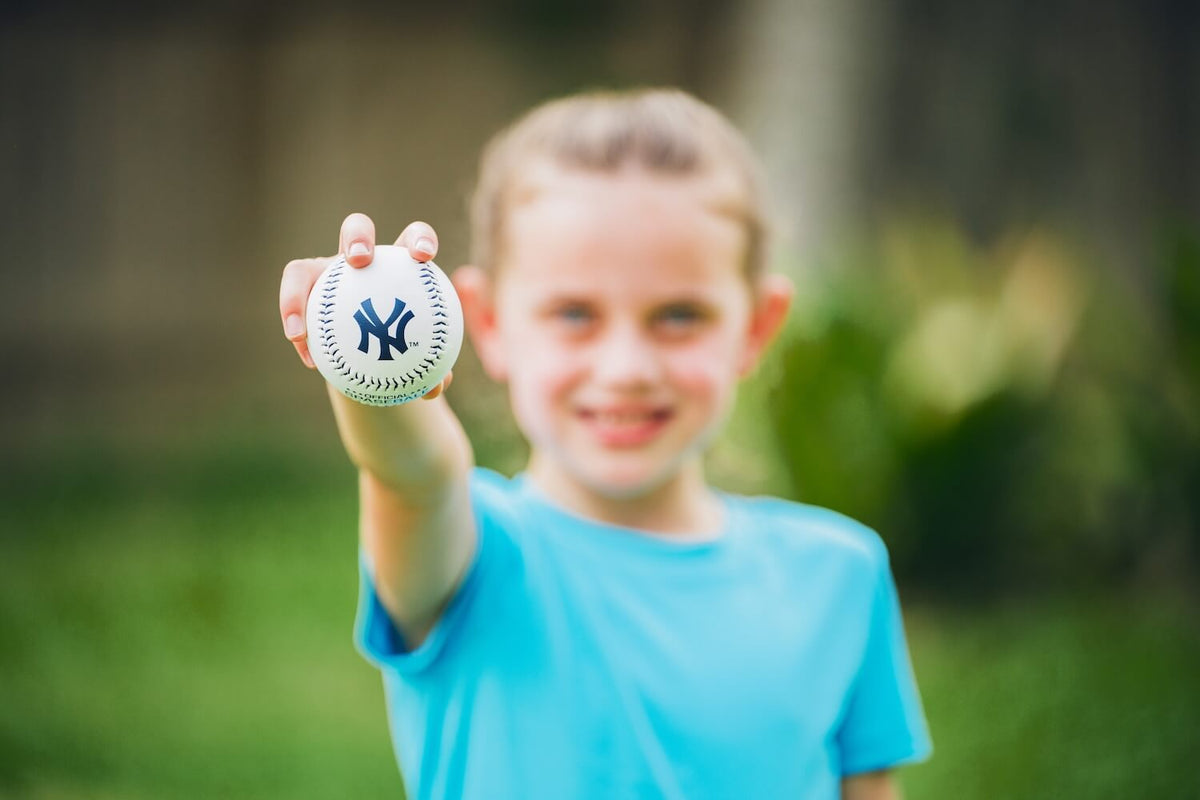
[461,166,788,500]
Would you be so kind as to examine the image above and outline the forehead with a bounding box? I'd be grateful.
[499,165,747,295]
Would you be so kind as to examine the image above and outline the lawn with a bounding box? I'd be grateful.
[1,443,1197,799]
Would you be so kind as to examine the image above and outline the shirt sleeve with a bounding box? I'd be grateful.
[353,467,521,675]
[836,547,933,775]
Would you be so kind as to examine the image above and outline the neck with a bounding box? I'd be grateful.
[525,454,723,538]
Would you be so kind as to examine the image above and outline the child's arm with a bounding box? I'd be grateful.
[279,213,476,647]
[841,770,901,800]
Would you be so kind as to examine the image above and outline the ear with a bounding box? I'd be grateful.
[738,273,793,376]
[452,265,508,381]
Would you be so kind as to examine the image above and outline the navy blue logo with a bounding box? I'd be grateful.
[354,298,415,360]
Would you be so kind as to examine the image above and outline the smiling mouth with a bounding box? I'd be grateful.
[577,407,674,447]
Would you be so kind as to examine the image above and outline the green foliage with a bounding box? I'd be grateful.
[767,215,1200,592]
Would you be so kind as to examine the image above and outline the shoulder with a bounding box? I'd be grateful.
[468,466,524,523]
[470,464,517,494]
[730,493,890,574]
[461,466,531,569]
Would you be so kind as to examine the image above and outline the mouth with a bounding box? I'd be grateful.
[577,406,674,447]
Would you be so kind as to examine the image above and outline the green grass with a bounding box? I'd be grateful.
[1,444,1197,799]
[0,444,399,799]
[900,595,1200,798]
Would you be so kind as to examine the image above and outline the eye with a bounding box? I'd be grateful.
[560,304,591,321]
[652,303,708,332]
[547,301,596,332]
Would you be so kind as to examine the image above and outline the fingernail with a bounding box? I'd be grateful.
[348,241,369,257]
[415,238,434,255]
[285,314,304,338]
[302,352,315,369]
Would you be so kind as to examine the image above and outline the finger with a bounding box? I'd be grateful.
[339,212,377,269]
[421,371,453,400]
[396,220,439,263]
[280,257,328,336]
[279,257,329,365]
[293,338,316,369]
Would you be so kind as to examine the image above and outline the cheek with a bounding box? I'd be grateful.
[665,340,741,409]
[505,340,586,424]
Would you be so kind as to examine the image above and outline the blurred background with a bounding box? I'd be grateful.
[2,0,1198,797]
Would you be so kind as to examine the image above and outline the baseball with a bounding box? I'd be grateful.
[305,245,464,406]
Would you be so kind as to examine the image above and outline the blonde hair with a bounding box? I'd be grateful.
[469,88,770,278]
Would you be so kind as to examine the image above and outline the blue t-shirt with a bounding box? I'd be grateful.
[356,468,932,799]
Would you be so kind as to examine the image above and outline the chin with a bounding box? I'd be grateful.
[573,458,681,501]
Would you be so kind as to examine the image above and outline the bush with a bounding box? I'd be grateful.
[766,215,1200,594]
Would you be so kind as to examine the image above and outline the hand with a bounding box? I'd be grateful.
[278,212,453,399]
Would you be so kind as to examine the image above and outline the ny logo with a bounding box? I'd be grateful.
[354,297,415,360]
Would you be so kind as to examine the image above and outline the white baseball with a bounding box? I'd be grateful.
[305,245,463,406]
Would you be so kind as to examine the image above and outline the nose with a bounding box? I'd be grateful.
[590,321,662,390]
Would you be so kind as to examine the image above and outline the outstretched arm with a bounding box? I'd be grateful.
[842,770,901,800]
[280,213,476,646]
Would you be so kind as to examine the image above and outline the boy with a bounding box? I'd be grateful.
[279,89,931,799]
